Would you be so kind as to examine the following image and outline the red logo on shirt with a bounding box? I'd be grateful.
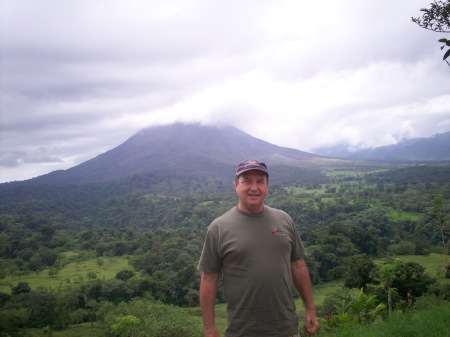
[271,227,286,236]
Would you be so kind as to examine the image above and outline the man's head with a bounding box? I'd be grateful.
[234,160,269,214]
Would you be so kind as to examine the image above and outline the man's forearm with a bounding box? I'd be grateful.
[291,259,316,311]
[200,272,220,334]
[291,259,320,335]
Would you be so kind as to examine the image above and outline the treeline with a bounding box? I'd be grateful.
[1,278,203,336]
[0,164,449,335]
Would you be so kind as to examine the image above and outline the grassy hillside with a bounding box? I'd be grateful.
[396,253,449,284]
[1,252,133,294]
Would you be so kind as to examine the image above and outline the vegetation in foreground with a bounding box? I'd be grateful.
[323,303,450,337]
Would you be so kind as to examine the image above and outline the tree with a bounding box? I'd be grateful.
[28,287,58,328]
[432,194,448,261]
[378,260,398,314]
[11,282,31,295]
[379,258,436,313]
[412,0,450,66]
[110,315,141,337]
[391,261,436,299]
[343,254,378,290]
[116,269,135,281]
[87,271,97,281]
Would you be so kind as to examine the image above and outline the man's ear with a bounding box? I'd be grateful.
[233,177,239,188]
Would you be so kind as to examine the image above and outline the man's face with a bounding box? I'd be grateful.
[234,170,268,214]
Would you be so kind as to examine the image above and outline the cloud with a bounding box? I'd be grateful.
[1,0,450,182]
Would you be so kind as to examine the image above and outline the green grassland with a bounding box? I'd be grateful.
[285,185,326,196]
[395,253,449,284]
[1,252,133,294]
[386,208,423,221]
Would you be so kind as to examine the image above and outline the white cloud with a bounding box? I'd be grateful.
[1,0,450,182]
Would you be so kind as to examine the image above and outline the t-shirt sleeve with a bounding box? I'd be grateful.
[198,225,222,273]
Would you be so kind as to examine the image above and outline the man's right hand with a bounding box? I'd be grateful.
[204,326,221,337]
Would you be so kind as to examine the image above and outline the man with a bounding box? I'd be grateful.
[198,160,319,337]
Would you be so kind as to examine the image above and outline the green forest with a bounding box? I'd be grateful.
[0,163,449,337]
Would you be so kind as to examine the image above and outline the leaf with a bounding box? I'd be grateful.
[444,49,450,61]
[438,38,448,42]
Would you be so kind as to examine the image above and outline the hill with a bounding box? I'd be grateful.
[313,131,450,161]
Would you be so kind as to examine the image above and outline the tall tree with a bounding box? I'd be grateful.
[432,194,448,260]
[378,260,397,314]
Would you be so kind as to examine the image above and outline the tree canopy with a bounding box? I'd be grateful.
[412,0,450,66]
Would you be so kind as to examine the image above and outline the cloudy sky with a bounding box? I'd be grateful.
[1,0,450,183]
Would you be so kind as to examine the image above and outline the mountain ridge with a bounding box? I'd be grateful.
[312,131,450,161]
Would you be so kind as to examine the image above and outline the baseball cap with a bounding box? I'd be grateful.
[235,160,269,177]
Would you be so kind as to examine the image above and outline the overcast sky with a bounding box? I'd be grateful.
[1,0,450,183]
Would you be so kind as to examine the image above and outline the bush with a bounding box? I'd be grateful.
[100,297,203,337]
[319,288,353,317]
[388,241,416,255]
[0,309,28,336]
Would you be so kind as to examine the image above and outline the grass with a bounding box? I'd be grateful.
[396,253,449,284]
[374,253,450,286]
[386,208,422,221]
[0,253,133,293]
[323,304,450,337]
[286,185,325,195]
[324,170,361,178]
[27,323,99,337]
[307,281,344,310]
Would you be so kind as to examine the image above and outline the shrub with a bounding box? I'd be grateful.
[388,241,416,255]
[100,297,203,337]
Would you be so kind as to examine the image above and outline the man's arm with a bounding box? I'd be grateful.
[291,259,320,335]
[200,271,221,337]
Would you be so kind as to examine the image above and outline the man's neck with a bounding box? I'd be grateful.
[237,203,265,215]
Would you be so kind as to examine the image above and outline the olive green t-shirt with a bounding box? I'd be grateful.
[198,205,307,337]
